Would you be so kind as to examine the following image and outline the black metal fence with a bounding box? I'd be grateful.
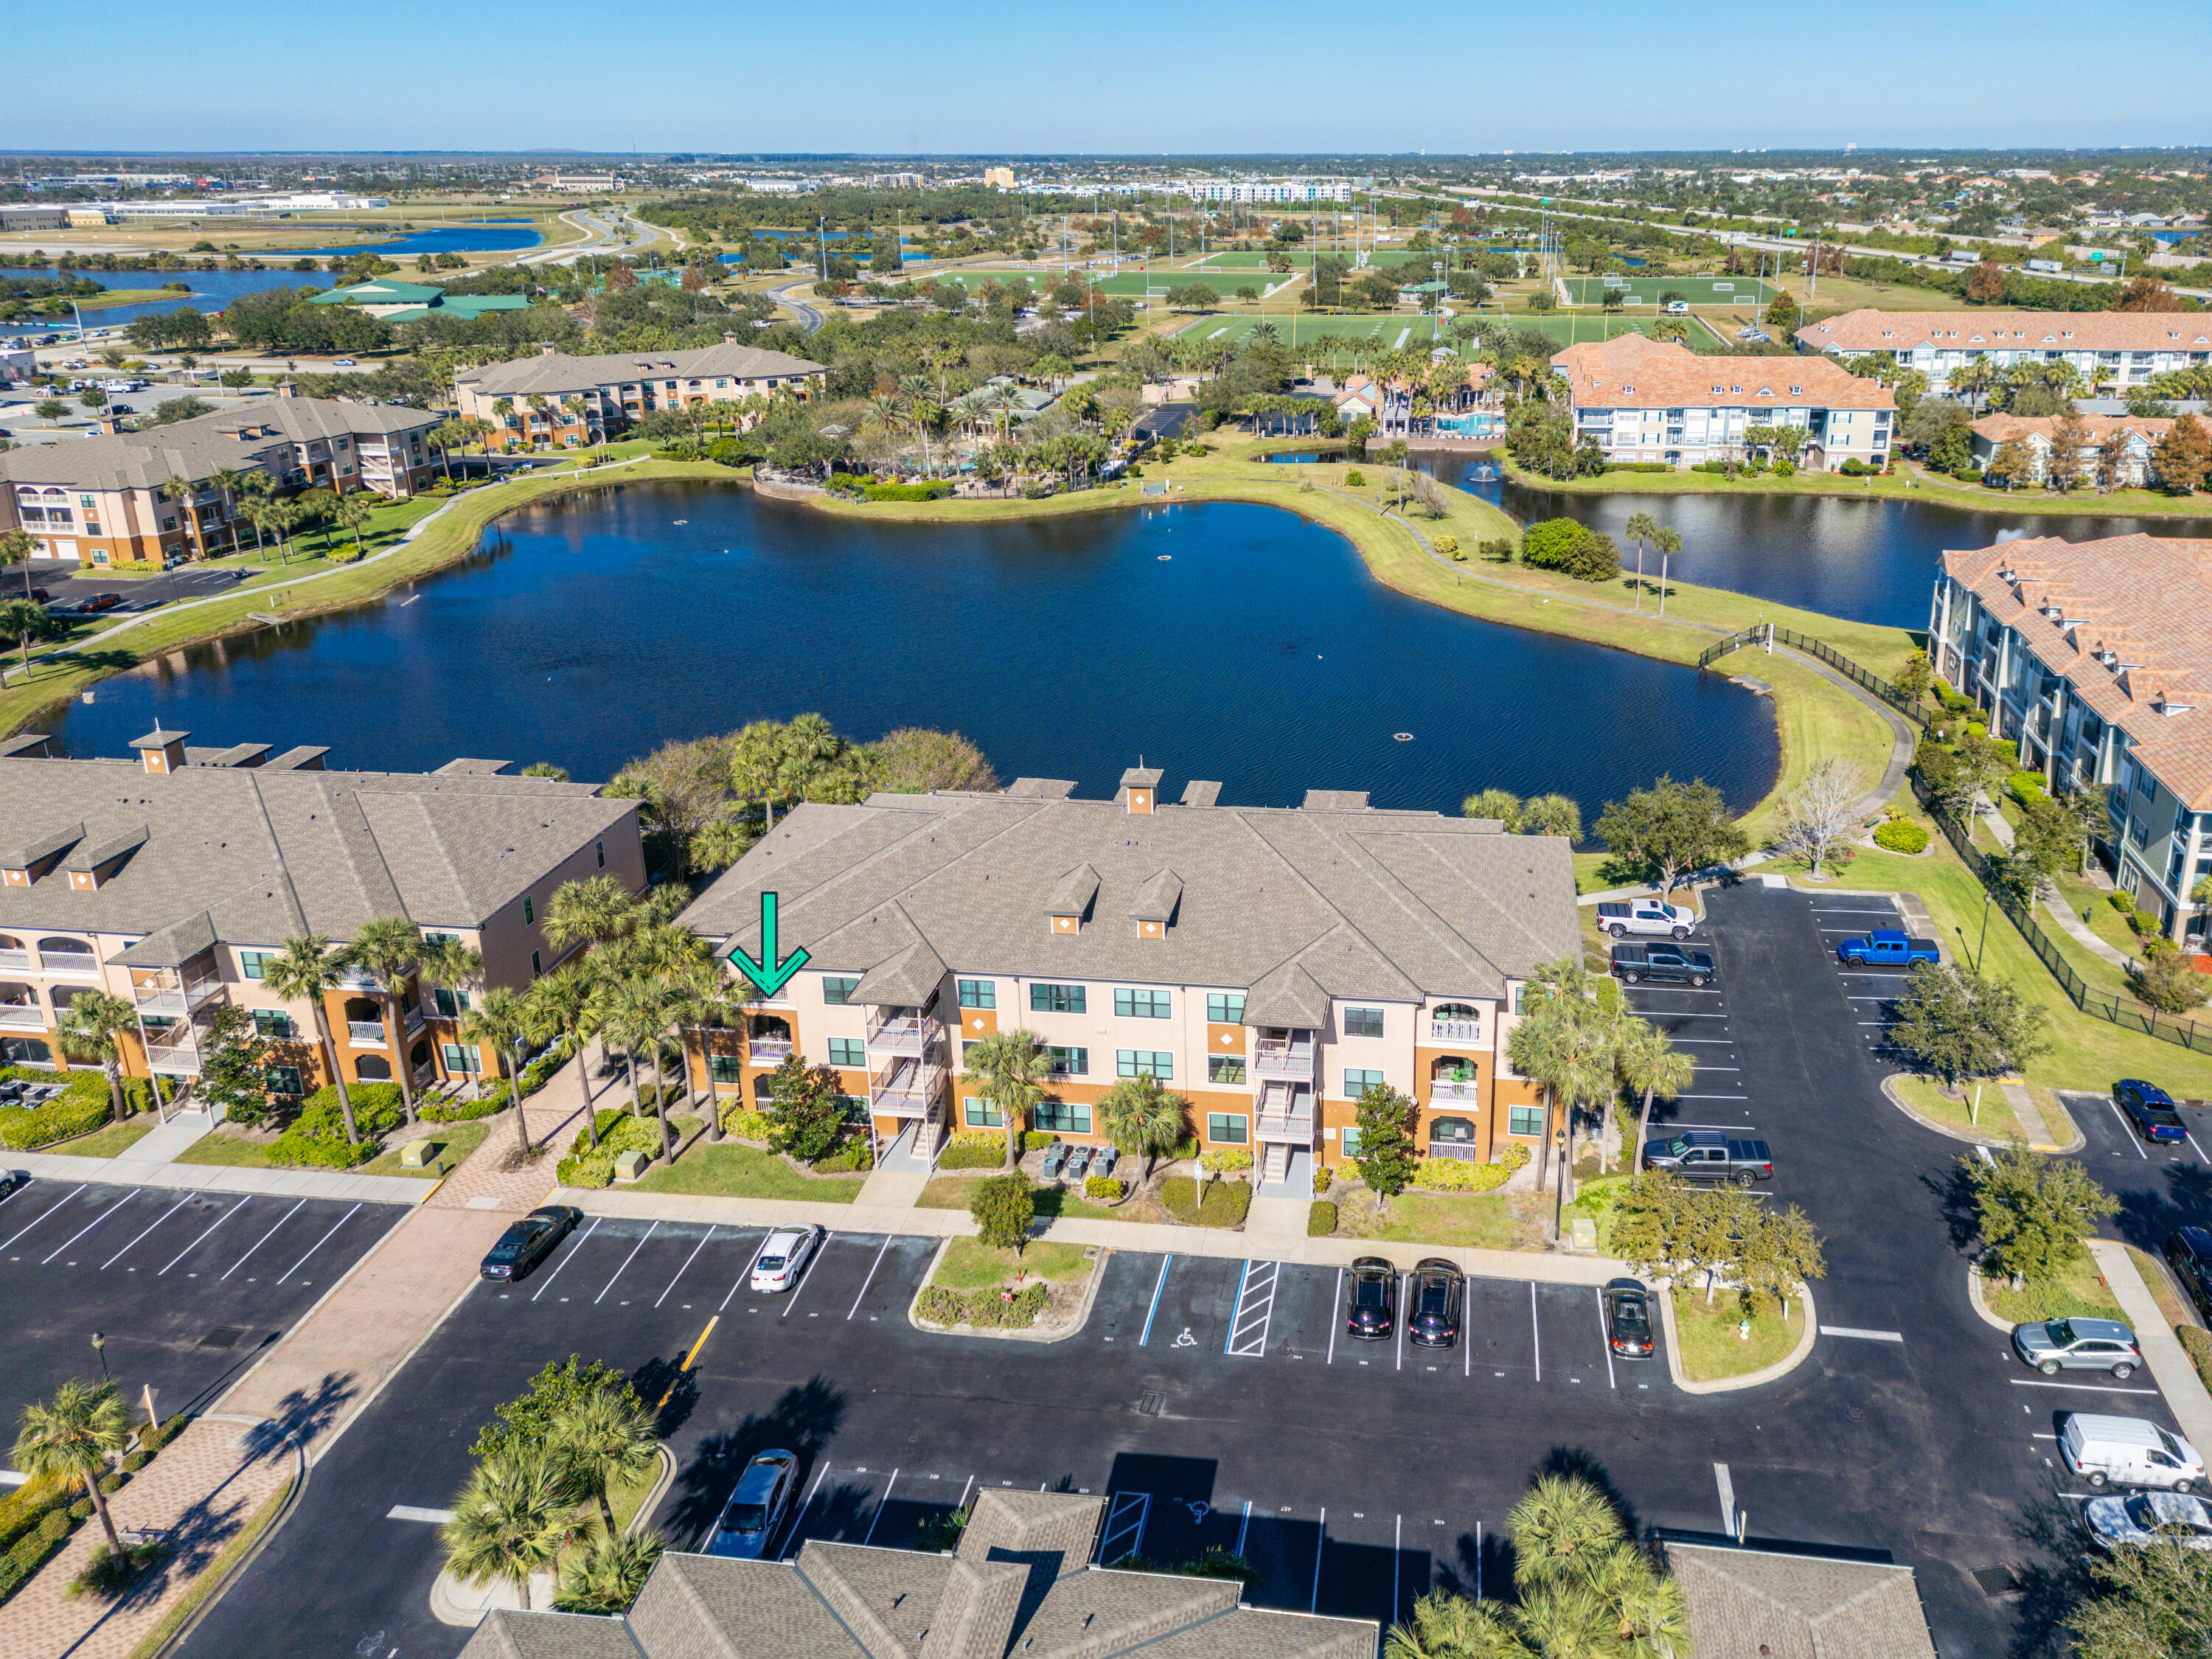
[1697,624,1927,723]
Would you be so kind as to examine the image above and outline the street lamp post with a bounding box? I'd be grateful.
[91,1329,110,1384]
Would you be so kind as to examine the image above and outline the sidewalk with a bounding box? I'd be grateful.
[2085,1239,2212,1457]
[10,1145,434,1206]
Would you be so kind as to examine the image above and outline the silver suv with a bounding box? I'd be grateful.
[2013,1316,2143,1380]
[1595,899,1695,939]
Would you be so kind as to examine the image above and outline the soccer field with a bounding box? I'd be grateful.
[1562,275,1778,307]
[1500,316,1667,345]
[1178,312,1448,349]
[1191,248,1422,271]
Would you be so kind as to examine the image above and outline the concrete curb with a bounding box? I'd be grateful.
[1879,1072,2028,1150]
[905,1237,1108,1344]
[1658,1281,1820,1395]
[1965,1262,2014,1334]
[2087,1238,2212,1458]
[627,1444,678,1539]
[139,1413,305,1659]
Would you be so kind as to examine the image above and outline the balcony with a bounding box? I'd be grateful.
[39,952,100,978]
[1253,1080,1314,1143]
[0,1004,45,1032]
[404,1003,425,1034]
[0,950,29,972]
[347,1020,389,1048]
[1427,1138,1483,1164]
[144,1040,202,1075]
[748,1036,794,1064]
[863,1009,931,1055]
[132,970,225,1018]
[869,1057,945,1117]
[1253,1034,1315,1082]
[1429,1018,1482,1043]
[1430,1074,1482,1106]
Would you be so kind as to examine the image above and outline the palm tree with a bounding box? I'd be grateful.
[0,528,36,601]
[964,1027,1054,1169]
[1623,511,1659,612]
[206,467,247,553]
[463,987,536,1155]
[262,935,361,1144]
[492,397,516,451]
[333,491,375,558]
[0,597,46,684]
[552,1386,658,1535]
[525,964,603,1146]
[1615,1019,1696,1172]
[665,961,742,1139]
[15,1379,131,1558]
[347,916,425,1124]
[1508,1474,1628,1586]
[1096,1074,1188,1181]
[1383,1590,1523,1658]
[556,1528,662,1614]
[161,474,202,561]
[1506,963,1621,1211]
[58,991,140,1127]
[544,875,638,959]
[1651,527,1681,619]
[442,1450,574,1610]
[593,975,673,1161]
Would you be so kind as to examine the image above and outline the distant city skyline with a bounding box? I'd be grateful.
[7,0,2207,156]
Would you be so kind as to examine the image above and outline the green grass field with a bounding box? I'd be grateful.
[1178,312,1447,348]
[1498,315,1668,344]
[1192,248,1424,271]
[1562,275,1778,307]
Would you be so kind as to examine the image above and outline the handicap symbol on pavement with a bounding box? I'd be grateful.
[1183,1500,1211,1522]
[1172,1327,1197,1348]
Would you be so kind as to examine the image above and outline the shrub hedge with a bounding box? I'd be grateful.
[0,1077,114,1150]
[718,1105,774,1141]
[916,1283,1049,1329]
[1307,1200,1338,1237]
[811,1139,874,1174]
[556,1109,662,1188]
[1083,1175,1123,1200]
[1160,1176,1251,1228]
[1411,1157,1513,1194]
[420,1092,504,1123]
[937,1141,1010,1170]
[1197,1147,1253,1175]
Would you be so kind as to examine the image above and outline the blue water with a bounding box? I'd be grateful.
[38,484,1779,820]
[1,266,335,335]
[282,223,540,257]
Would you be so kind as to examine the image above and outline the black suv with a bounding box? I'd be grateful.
[1407,1258,1463,1349]
[2166,1228,2212,1326]
[1610,942,1717,987]
[1345,1257,1397,1342]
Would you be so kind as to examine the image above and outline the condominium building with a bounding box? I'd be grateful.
[0,390,442,569]
[453,337,827,451]
[1175,176,1360,204]
[1552,334,1895,471]
[1968,412,2177,487]
[1930,535,2212,940]
[0,731,643,1091]
[678,769,1579,1181]
[1796,309,2212,391]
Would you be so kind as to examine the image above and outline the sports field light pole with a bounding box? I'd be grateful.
[1432,261,1444,344]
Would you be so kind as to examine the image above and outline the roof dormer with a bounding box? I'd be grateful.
[1046,863,1099,935]
[1130,869,1183,940]
[63,824,148,891]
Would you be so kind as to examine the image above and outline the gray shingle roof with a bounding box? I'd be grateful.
[680,790,1578,1006]
[0,396,439,493]
[1665,1543,1938,1659]
[0,757,637,953]
[457,341,827,400]
[458,1610,645,1659]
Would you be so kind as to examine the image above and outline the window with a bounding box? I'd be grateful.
[438,1045,480,1077]
[709,1054,744,1084]
[1508,1105,1545,1137]
[1208,1055,1248,1085]
[1115,988,1172,1019]
[522,895,534,925]
[1343,1007,1384,1039]
[1512,984,1530,1015]
[827,1037,865,1068]
[431,987,471,1018]
[1045,1046,1088,1077]
[821,975,860,1006]
[1207,1112,1248,1144]
[1344,1068,1383,1098]
[961,1040,983,1071]
[251,1009,294,1039]
[2141,771,2160,804]
[957,979,995,1009]
[596,840,605,869]
[1031,982,1085,1014]
[265,1065,305,1096]
[963,1097,1002,1127]
[1206,992,1246,1024]
[531,950,541,976]
[1034,1100,1093,1133]
[1117,1049,1173,1079]
[1340,1126,1363,1158]
[239,950,272,981]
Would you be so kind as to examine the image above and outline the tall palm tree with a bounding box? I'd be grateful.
[58,991,140,1127]
[0,528,36,601]
[333,491,375,557]
[544,876,639,959]
[15,1378,131,1558]
[1506,964,1621,1209]
[262,935,361,1144]
[1623,511,1659,612]
[463,987,535,1154]
[347,916,425,1124]
[206,467,247,554]
[160,474,202,562]
[1508,1473,1628,1586]
[1651,527,1681,619]
[964,1027,1054,1169]
[555,1529,661,1615]
[552,1386,658,1536]
[442,1450,574,1610]
[525,964,603,1147]
[1384,1590,1523,1658]
[593,975,673,1161]
[492,397,516,451]
[665,963,745,1138]
[1096,1074,1188,1180]
[1615,1019,1696,1172]
[0,597,47,684]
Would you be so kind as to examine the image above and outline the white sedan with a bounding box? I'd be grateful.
[2086,1490,2212,1551]
[749,1225,825,1293]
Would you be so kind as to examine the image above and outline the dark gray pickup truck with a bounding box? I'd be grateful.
[1640,1129,1774,1187]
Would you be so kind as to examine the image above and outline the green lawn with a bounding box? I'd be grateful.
[1888,1073,2025,1141]
[1981,1251,2126,1325]
[1671,1287,1803,1381]
[628,1139,862,1202]
[173,1130,294,1168]
[931,1238,1091,1290]
[1337,1189,1545,1251]
[1562,275,1778,307]
[358,1119,490,1178]
[1180,312,1436,349]
[49,1113,158,1159]
[914,1175,1119,1222]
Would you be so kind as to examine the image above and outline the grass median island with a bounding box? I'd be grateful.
[1980,1251,2126,1326]
[917,1238,1097,1332]
[44,1112,158,1160]
[1670,1287,1801,1381]
[1888,1073,2026,1141]
[931,1238,1090,1290]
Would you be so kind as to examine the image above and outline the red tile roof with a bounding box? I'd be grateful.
[1550,335,1893,411]
[1799,309,2212,355]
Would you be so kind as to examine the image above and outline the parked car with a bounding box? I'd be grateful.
[0,1169,29,1200]
[1407,1259,1462,1349]
[1344,1256,1398,1341]
[706,1449,797,1559]
[27,588,47,605]
[749,1225,824,1293]
[1595,898,1696,939]
[2014,1316,2144,1379]
[1063,1145,1093,1181]
[1835,930,1941,968]
[1039,1142,1072,1180]
[479,1205,581,1281]
[2085,1490,2212,1551]
[84,592,122,613]
[1641,1129,1772,1186]
[2164,1227,2212,1326]
[2062,1414,2205,1493]
[2115,1079,2188,1145]
[1610,942,1716,987]
[1602,1278,1655,1357]
[332,358,357,367]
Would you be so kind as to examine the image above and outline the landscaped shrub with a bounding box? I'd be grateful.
[265,1124,380,1169]
[1412,1157,1513,1194]
[1874,818,1930,854]
[1345,470,1366,486]
[2006,770,2049,804]
[2180,1326,2212,1394]
[0,1079,112,1150]
[2109,891,2135,914]
[1476,538,1516,561]
[719,1104,773,1141]
[1520,518,1621,582]
[122,1450,150,1474]
[1600,461,1676,473]
[1500,1143,1532,1174]
[420,1092,504,1123]
[916,1283,1049,1329]
[1770,458,1796,477]
[0,1481,72,1557]
[970,1174,1035,1250]
[1197,1147,1253,1175]
[1433,535,1459,558]
[1312,1164,1332,1195]
[555,1110,660,1189]
[299,1082,405,1138]
[1308,1200,1338,1237]
[937,1140,1009,1170]
[1084,1175,1122,1201]
[1160,1176,1250,1228]
[810,1138,874,1174]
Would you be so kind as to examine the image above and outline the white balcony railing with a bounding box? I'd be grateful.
[1429,1018,1482,1043]
[1253,1037,1315,1080]
[1430,1075,1482,1105]
[347,1020,389,1048]
[144,1041,202,1075]
[39,953,100,978]
[404,1004,425,1034]
[863,1010,930,1054]
[748,1036,794,1064]
[1427,1140,1483,1164]
[0,1004,45,1031]
[869,1057,945,1116]
[133,975,225,1018]
[0,950,29,971]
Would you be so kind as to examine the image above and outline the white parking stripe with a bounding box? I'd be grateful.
[41,1195,129,1265]
[0,1184,83,1252]
[1226,1259,1279,1357]
[2009,1378,2159,1394]
[2185,1133,2211,1169]
[779,1232,831,1318]
[1821,1326,1904,1342]
[1396,1276,1408,1371]
[860,1470,899,1545]
[2101,1098,2149,1159]
[159,1199,248,1274]
[657,1226,716,1307]
[531,1217,600,1301]
[1632,1012,1731,1019]
[779,1461,835,1560]
[848,1234,897,1320]
[1530,1283,1541,1382]
[594,1222,658,1304]
[220,1197,304,1279]
[1714,1464,1735,1532]
[1596,1287,1616,1389]
[722,1232,775,1310]
[100,1194,192,1270]
[1326,1267,1343,1364]
[1677,1093,1750,1101]
[387,1505,456,1523]
[1809,908,1901,915]
[1669,1038,1736,1045]
[274,1202,361,1285]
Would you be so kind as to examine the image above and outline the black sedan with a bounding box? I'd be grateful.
[1345,1256,1398,1342]
[1408,1258,1463,1349]
[479,1205,582,1281]
[1603,1278,1655,1359]
[2116,1079,2188,1146]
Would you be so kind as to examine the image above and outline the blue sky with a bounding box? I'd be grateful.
[10,0,2209,155]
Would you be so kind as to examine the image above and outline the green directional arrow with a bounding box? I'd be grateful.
[728,891,810,998]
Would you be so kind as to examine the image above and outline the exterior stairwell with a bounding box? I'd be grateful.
[1260,1141,1292,1186]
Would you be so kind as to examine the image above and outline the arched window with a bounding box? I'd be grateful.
[344,997,381,1024]
[355,1055,392,1081]
[37,937,94,958]
[0,983,35,1008]
[1429,1116,1477,1144]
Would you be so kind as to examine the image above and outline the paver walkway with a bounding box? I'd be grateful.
[2086,1239,2212,1458]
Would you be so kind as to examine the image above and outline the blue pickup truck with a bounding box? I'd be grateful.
[1836,929,1941,968]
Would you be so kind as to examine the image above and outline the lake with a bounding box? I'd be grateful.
[1456,465,2212,630]
[36,484,1780,819]
[283,223,541,257]
[1,267,335,335]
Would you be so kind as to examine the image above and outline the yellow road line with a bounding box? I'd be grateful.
[658,1315,719,1408]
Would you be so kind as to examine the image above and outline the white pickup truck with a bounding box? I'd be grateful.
[1593,898,1697,939]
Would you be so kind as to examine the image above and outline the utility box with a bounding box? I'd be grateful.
[1568,1217,1598,1252]
[398,1138,439,1169]
[613,1148,650,1182]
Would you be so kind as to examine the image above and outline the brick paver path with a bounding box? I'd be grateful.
[428,1049,622,1215]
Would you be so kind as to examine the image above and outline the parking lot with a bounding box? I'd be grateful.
[0,1180,404,1439]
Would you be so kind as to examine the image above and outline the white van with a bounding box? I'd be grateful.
[2062,1414,2205,1493]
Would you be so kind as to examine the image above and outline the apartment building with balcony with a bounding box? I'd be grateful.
[678,768,1579,1183]
[0,731,643,1095]
[453,337,827,452]
[1796,309,2212,392]
[0,390,441,570]
[1968,412,2177,487]
[1930,534,2212,941]
[1551,334,1894,472]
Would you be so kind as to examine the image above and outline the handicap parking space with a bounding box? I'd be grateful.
[1093,1251,1242,1356]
